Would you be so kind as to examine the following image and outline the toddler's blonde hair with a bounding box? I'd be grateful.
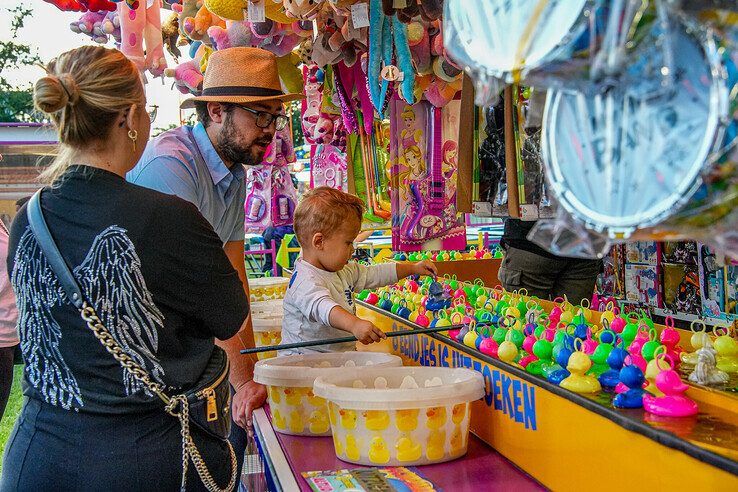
[294,187,364,246]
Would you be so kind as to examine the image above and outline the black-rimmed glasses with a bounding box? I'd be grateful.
[234,104,289,131]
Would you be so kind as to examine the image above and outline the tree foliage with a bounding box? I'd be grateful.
[0,4,41,122]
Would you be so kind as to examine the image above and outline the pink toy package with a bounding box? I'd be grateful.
[311,144,348,192]
[244,165,272,234]
[389,97,465,252]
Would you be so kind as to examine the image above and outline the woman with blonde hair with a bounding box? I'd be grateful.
[1,46,246,491]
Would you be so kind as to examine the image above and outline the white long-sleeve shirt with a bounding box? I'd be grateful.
[280,258,397,355]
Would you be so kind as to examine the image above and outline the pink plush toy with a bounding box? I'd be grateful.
[70,10,108,43]
[207,20,254,50]
[118,0,167,77]
[163,43,209,94]
[101,10,122,45]
[250,19,304,57]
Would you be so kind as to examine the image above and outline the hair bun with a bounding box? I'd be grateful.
[33,73,80,114]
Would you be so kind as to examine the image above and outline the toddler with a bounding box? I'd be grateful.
[281,187,436,354]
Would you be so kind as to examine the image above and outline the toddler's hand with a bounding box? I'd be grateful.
[351,320,387,345]
[413,260,438,277]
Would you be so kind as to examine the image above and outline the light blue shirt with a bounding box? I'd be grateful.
[127,123,246,243]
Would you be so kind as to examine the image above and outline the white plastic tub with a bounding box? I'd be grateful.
[254,352,403,436]
[313,367,484,466]
[252,311,283,360]
[250,299,284,317]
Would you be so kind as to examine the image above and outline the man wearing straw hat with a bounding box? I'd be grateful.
[128,47,304,468]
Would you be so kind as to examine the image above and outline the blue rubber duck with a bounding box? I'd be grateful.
[599,346,628,390]
[547,345,573,385]
[613,365,646,409]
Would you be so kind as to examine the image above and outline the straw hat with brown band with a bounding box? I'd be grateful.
[180,47,305,109]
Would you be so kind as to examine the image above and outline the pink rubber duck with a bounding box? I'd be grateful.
[659,317,683,367]
[642,370,698,417]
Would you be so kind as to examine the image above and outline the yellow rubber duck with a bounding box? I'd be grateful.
[451,403,467,425]
[269,386,282,405]
[396,437,422,462]
[345,434,361,461]
[284,387,305,406]
[339,409,357,430]
[560,352,602,394]
[395,409,419,432]
[272,409,286,430]
[363,410,390,431]
[288,410,304,434]
[369,436,391,464]
[426,406,447,430]
[328,402,338,426]
[306,390,325,407]
[450,425,465,455]
[426,430,446,461]
[308,409,330,434]
[332,433,344,456]
[717,356,738,373]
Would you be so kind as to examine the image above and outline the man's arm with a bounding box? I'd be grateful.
[221,239,266,428]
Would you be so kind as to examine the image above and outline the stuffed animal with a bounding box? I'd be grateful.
[70,10,108,43]
[207,20,254,49]
[183,3,226,42]
[164,42,211,94]
[276,52,305,94]
[101,10,122,45]
[162,11,182,61]
[118,0,168,77]
[44,0,116,12]
[204,0,243,20]
[407,20,432,75]
[250,19,304,57]
[283,0,325,20]
[381,0,443,23]
[171,0,201,39]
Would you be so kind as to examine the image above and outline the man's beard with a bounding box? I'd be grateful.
[217,114,272,166]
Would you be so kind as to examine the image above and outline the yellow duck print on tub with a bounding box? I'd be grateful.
[339,409,357,430]
[450,425,465,455]
[345,434,361,461]
[369,436,391,464]
[288,410,304,434]
[284,387,305,406]
[396,436,422,462]
[269,386,282,405]
[363,410,390,431]
[328,402,338,426]
[426,430,446,461]
[452,403,467,425]
[395,409,419,432]
[308,409,330,434]
[426,406,447,430]
[306,389,324,407]
[332,433,344,456]
[272,409,286,430]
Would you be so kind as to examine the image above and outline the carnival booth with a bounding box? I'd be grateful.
[43,0,738,490]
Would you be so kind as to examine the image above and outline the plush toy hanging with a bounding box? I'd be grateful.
[118,0,167,77]
[368,0,415,114]
[44,0,116,12]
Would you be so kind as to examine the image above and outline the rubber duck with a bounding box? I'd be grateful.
[332,433,344,456]
[395,409,419,432]
[427,430,446,460]
[272,409,286,430]
[269,386,282,405]
[339,409,357,430]
[587,342,613,377]
[396,437,422,462]
[715,328,738,373]
[643,370,698,417]
[613,365,646,409]
[345,434,361,461]
[659,316,684,365]
[681,320,710,365]
[450,425,465,455]
[308,409,330,434]
[426,406,447,430]
[560,351,602,394]
[306,390,324,407]
[548,344,573,385]
[364,410,390,431]
[284,387,304,406]
[452,403,467,425]
[288,410,304,433]
[599,346,628,390]
[479,337,499,358]
[368,436,391,464]
[689,337,729,386]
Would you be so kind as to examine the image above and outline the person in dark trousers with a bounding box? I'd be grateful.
[499,219,602,304]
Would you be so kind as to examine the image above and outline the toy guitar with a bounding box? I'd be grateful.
[400,104,454,242]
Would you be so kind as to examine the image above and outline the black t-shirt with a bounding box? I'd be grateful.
[7,166,248,414]
[501,218,558,259]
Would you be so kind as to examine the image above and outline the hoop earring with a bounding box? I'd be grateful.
[128,129,138,152]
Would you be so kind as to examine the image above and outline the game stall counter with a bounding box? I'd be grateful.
[250,406,544,491]
[353,299,738,491]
